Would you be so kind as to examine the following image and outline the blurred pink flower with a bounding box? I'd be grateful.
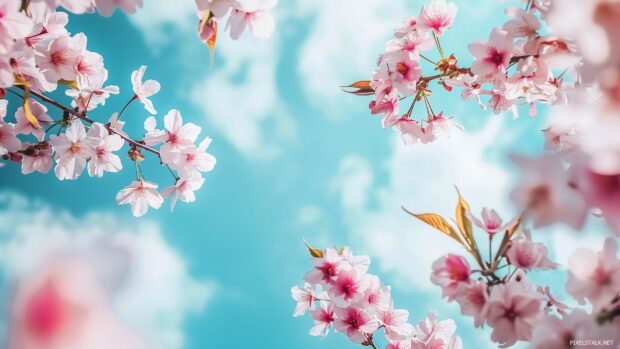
[566,238,620,312]
[486,280,543,347]
[506,229,556,271]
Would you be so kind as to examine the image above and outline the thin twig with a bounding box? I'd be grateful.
[12,86,160,157]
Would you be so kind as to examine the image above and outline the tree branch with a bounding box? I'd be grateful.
[12,86,161,157]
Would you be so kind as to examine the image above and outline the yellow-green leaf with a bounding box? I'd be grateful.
[403,207,463,245]
[58,79,79,90]
[303,240,323,258]
[22,87,39,128]
[454,187,474,251]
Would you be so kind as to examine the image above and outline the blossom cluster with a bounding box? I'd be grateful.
[291,244,462,349]
[0,1,216,217]
[345,0,583,145]
[409,191,620,348]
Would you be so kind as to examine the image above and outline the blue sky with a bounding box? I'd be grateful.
[0,1,615,348]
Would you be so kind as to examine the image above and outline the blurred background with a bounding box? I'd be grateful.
[0,0,614,348]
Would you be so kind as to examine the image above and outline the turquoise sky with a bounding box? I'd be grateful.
[0,1,614,348]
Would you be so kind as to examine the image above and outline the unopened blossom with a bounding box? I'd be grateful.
[469,28,513,76]
[131,65,160,115]
[116,180,164,217]
[565,238,620,312]
[94,0,144,16]
[418,0,457,37]
[0,122,21,156]
[20,142,52,174]
[35,35,79,82]
[291,283,322,317]
[227,0,277,40]
[0,0,33,54]
[506,229,556,271]
[49,121,91,180]
[309,301,335,337]
[304,247,344,286]
[486,279,543,347]
[333,306,378,344]
[86,122,124,177]
[454,281,488,328]
[14,100,53,141]
[431,254,471,301]
[510,154,588,229]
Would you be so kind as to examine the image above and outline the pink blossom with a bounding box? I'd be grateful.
[155,110,202,166]
[530,310,620,349]
[486,280,543,347]
[574,166,620,234]
[565,238,620,312]
[469,28,514,76]
[9,42,55,92]
[340,246,371,274]
[410,311,462,349]
[333,306,378,344]
[20,142,52,174]
[195,0,232,18]
[384,53,422,96]
[502,8,540,38]
[86,122,124,177]
[172,137,217,178]
[131,65,160,115]
[454,281,488,328]
[35,34,79,82]
[360,275,391,312]
[309,301,335,337]
[161,172,205,211]
[0,121,21,156]
[431,254,471,301]
[304,247,344,286]
[226,0,276,40]
[510,154,588,229]
[394,17,418,38]
[94,0,144,16]
[426,112,463,138]
[66,69,119,112]
[418,0,457,37]
[395,118,435,145]
[506,229,556,271]
[15,100,53,142]
[539,286,570,316]
[328,269,368,307]
[377,306,413,341]
[385,31,434,61]
[115,180,164,217]
[49,121,91,180]
[0,0,32,54]
[291,282,322,317]
[468,207,515,235]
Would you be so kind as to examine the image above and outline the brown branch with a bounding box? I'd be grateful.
[13,86,161,157]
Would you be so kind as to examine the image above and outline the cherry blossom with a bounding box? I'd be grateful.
[227,0,277,40]
[505,229,556,271]
[86,122,124,177]
[0,0,32,54]
[418,0,457,37]
[0,121,21,155]
[130,65,160,115]
[115,180,164,217]
[20,142,53,174]
[566,238,620,312]
[431,254,470,301]
[49,121,91,180]
[486,279,542,347]
[510,154,588,229]
[333,306,378,344]
[309,301,335,337]
[14,100,53,141]
[94,0,144,17]
[468,28,514,76]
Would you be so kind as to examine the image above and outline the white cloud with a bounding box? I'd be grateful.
[127,0,196,48]
[190,33,297,160]
[334,117,511,291]
[0,192,214,349]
